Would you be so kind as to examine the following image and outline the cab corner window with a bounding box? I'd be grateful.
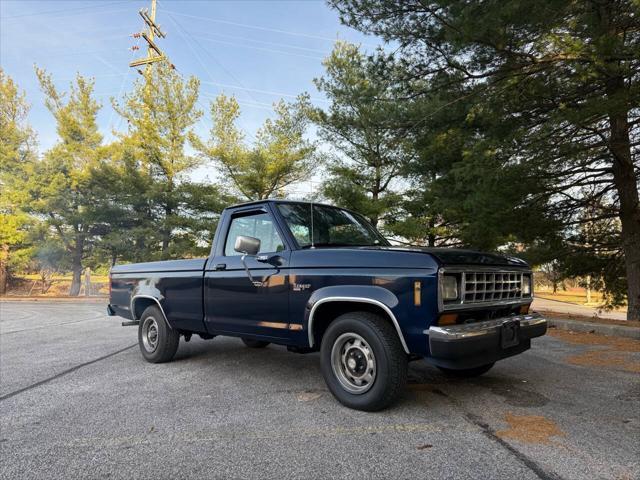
[224,212,285,256]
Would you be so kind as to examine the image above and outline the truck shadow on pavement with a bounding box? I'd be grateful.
[166,337,551,410]
[407,364,550,408]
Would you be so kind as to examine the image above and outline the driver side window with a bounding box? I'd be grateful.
[224,212,285,256]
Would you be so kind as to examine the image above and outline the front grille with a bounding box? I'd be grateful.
[463,271,524,303]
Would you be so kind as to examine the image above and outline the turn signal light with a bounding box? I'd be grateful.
[438,314,458,326]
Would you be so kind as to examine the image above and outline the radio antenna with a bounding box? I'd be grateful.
[309,200,315,249]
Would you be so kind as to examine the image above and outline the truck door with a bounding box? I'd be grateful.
[204,206,291,340]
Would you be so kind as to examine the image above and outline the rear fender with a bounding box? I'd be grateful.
[129,283,173,329]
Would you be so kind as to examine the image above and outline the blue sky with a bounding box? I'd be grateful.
[1,0,383,190]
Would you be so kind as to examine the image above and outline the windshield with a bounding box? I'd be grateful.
[277,203,389,248]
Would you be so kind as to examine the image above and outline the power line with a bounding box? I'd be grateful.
[189,30,329,55]
[190,35,324,61]
[164,10,261,104]
[200,92,275,110]
[163,9,262,141]
[200,80,328,103]
[1,2,131,20]
[162,9,377,47]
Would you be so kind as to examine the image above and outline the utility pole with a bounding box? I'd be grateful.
[129,0,173,73]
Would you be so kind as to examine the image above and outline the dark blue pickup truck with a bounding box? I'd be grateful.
[108,199,547,411]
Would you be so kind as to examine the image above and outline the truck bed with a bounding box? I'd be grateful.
[110,258,207,274]
[110,258,208,333]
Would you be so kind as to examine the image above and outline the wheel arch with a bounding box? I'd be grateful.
[130,295,172,329]
[306,286,409,354]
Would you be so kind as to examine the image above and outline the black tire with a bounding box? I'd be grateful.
[320,312,408,411]
[437,363,494,378]
[241,338,270,348]
[138,305,180,363]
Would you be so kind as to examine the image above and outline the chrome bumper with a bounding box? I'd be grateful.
[426,312,547,369]
[429,312,547,342]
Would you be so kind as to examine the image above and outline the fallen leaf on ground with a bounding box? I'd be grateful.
[496,413,565,445]
[296,391,322,402]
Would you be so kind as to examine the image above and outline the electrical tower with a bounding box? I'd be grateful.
[129,0,174,73]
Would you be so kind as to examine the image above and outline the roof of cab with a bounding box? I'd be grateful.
[224,198,338,210]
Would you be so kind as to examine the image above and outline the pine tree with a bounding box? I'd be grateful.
[31,68,106,295]
[0,70,36,293]
[195,93,315,201]
[330,0,640,319]
[112,63,227,260]
[309,42,409,227]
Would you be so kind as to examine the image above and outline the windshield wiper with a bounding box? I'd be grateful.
[300,243,371,249]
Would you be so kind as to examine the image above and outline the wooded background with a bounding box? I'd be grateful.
[1,0,638,320]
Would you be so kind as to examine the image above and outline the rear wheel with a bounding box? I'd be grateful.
[437,363,494,378]
[241,338,270,348]
[138,305,180,363]
[320,312,407,411]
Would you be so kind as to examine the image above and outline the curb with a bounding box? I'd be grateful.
[547,318,640,340]
[0,296,107,303]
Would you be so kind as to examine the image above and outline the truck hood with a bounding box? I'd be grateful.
[360,246,529,268]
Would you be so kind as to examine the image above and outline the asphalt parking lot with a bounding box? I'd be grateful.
[1,301,638,480]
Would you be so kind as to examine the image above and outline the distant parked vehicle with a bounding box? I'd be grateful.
[108,200,547,411]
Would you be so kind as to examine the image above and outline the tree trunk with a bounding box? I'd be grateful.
[600,5,640,321]
[607,100,640,321]
[68,237,84,296]
[0,244,8,295]
[428,217,436,247]
[162,179,174,260]
[161,204,172,259]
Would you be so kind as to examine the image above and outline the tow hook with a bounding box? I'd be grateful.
[184,333,192,342]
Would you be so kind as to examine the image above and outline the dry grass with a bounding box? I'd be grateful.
[548,329,640,373]
[565,350,640,373]
[536,287,627,312]
[542,311,639,327]
[547,329,640,352]
[4,277,108,297]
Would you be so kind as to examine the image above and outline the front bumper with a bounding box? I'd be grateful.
[426,312,547,369]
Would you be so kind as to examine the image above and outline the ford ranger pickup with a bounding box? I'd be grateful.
[108,199,547,411]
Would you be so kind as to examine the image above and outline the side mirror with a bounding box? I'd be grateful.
[234,235,260,256]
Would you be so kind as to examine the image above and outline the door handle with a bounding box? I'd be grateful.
[215,263,227,271]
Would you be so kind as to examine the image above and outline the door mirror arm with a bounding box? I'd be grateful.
[240,254,263,287]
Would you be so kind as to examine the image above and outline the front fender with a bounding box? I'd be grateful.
[305,285,409,353]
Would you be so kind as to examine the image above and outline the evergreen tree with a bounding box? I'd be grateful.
[309,42,409,227]
[112,63,227,260]
[330,0,640,319]
[30,68,107,295]
[0,70,36,293]
[195,93,315,200]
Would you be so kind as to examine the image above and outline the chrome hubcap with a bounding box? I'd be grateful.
[331,333,376,394]
[141,316,159,353]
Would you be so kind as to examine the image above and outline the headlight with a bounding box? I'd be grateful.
[442,275,459,301]
[522,275,532,296]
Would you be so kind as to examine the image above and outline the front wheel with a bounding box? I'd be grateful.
[138,305,180,363]
[320,312,407,411]
[437,363,494,378]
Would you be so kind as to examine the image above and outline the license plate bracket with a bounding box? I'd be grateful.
[500,320,520,349]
